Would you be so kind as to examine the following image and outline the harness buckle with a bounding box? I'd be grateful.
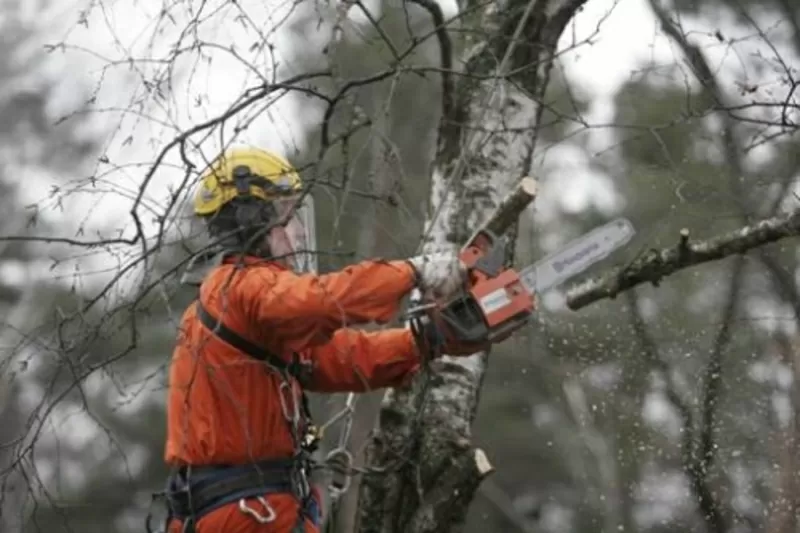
[239,496,277,523]
[291,458,312,502]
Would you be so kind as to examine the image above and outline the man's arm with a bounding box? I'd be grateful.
[303,327,422,393]
[235,259,418,354]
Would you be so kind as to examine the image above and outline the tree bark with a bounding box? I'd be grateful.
[354,0,587,531]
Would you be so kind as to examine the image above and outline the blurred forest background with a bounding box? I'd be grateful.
[1,0,800,532]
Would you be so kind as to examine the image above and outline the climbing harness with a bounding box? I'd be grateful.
[148,254,367,533]
[151,460,320,533]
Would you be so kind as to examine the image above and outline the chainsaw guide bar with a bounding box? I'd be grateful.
[518,217,635,295]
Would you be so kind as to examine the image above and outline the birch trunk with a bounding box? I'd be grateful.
[354,0,587,531]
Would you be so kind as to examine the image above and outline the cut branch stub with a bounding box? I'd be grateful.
[482,176,538,238]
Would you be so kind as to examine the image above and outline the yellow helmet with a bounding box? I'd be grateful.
[193,146,303,216]
[191,146,317,274]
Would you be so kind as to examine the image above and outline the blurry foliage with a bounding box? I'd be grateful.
[0,2,106,532]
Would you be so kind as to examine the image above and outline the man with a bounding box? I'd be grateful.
[162,146,494,533]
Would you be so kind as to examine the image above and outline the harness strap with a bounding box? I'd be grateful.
[195,299,300,377]
[193,298,316,442]
[164,462,320,532]
[167,462,294,519]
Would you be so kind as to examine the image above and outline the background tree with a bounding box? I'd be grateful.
[0,1,99,530]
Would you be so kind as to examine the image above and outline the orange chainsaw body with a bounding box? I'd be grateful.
[437,229,536,343]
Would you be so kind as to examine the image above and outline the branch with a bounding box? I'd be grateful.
[627,262,740,533]
[690,259,743,533]
[646,4,793,531]
[565,208,800,310]
[409,0,454,124]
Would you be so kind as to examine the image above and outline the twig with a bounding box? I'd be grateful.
[693,259,743,533]
[626,290,693,433]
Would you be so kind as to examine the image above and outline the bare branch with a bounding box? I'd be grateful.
[627,260,739,533]
[626,290,693,432]
[692,260,743,533]
[642,6,799,530]
[409,0,454,125]
[565,209,800,310]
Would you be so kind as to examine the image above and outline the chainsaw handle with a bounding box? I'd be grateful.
[459,228,506,279]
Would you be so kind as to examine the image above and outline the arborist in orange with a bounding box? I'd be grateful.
[159,146,496,533]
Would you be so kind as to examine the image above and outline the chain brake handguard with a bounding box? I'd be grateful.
[435,229,536,344]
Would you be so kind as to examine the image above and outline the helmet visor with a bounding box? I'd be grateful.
[267,194,317,273]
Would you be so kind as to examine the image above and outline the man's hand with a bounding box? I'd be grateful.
[410,311,491,361]
[407,252,468,301]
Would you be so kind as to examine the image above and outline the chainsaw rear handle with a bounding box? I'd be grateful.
[437,292,491,344]
[437,287,534,345]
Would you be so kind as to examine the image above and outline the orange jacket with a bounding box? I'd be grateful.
[165,255,422,467]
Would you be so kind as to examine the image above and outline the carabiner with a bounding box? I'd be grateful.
[278,380,300,425]
[239,496,277,524]
[317,394,355,438]
[325,447,354,501]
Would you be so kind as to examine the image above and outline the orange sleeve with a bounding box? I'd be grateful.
[239,259,417,355]
[304,327,421,393]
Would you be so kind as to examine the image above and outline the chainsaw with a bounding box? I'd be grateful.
[407,179,635,345]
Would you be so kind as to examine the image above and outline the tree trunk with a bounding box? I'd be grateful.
[354,1,587,531]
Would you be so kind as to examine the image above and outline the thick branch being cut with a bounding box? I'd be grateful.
[565,207,800,310]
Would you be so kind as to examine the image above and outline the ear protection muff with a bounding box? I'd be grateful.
[230,165,278,248]
[232,165,251,194]
[231,165,258,228]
